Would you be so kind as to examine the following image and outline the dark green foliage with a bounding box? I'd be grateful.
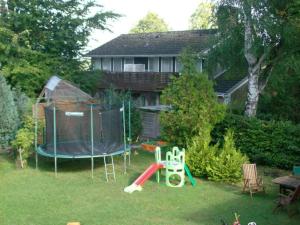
[4,0,119,58]
[101,88,142,142]
[0,1,119,96]
[130,12,169,33]
[258,54,300,123]
[127,106,142,142]
[257,0,300,122]
[212,114,300,169]
[209,0,300,118]
[70,70,103,97]
[160,50,225,147]
[0,75,19,148]
[12,87,32,120]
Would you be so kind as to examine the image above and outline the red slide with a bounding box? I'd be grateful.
[135,163,164,185]
[124,163,163,193]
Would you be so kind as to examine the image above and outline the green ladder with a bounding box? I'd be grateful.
[104,155,116,182]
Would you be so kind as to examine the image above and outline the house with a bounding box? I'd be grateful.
[85,29,247,106]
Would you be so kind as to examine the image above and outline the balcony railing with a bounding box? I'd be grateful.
[99,72,178,92]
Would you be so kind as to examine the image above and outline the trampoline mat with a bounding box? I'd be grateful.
[40,141,125,158]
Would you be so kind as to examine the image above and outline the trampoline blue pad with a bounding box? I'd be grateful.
[37,141,126,158]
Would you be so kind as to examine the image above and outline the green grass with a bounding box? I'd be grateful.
[0,150,299,225]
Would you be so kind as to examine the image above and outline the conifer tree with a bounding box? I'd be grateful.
[0,74,19,148]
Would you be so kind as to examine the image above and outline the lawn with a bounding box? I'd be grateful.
[0,150,299,225]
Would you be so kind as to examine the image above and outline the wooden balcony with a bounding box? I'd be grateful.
[99,72,178,92]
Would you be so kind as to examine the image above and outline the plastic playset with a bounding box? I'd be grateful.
[124,146,196,193]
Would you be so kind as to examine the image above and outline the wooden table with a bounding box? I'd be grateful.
[272,176,300,193]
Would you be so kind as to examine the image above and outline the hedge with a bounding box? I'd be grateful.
[212,114,300,169]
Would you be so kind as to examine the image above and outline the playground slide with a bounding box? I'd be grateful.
[184,164,196,186]
[124,163,163,193]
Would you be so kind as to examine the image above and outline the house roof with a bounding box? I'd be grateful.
[86,29,216,57]
[214,77,248,95]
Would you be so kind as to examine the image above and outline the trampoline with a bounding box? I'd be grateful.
[34,76,132,178]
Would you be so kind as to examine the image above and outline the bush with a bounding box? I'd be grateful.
[11,116,35,162]
[160,50,225,147]
[186,126,217,177]
[212,114,300,169]
[0,75,19,148]
[207,130,248,183]
[186,128,247,183]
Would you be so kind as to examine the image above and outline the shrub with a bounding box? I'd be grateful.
[207,130,248,183]
[186,126,217,177]
[186,128,247,183]
[0,75,19,148]
[128,106,142,142]
[11,116,35,162]
[160,50,225,147]
[212,114,300,169]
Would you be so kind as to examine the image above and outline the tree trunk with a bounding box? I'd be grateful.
[243,9,260,117]
[245,68,259,117]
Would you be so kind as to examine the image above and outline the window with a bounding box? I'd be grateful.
[93,59,101,70]
[113,58,122,72]
[175,58,182,72]
[124,57,134,64]
[102,58,111,71]
[148,57,159,72]
[161,57,173,72]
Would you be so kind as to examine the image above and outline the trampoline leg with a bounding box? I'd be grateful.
[54,156,57,177]
[123,153,127,174]
[128,150,131,166]
[35,151,38,169]
[91,156,94,179]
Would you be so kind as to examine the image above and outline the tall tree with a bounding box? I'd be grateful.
[0,0,119,96]
[209,0,299,117]
[189,1,216,29]
[130,12,169,33]
[0,75,19,148]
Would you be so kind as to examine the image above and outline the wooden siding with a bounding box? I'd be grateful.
[99,72,178,92]
[140,111,160,139]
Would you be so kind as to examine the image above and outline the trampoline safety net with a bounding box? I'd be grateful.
[42,102,124,158]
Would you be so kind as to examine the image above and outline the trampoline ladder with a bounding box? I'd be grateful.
[104,155,116,182]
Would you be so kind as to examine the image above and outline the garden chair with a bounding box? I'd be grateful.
[293,165,300,176]
[273,186,300,216]
[242,164,265,198]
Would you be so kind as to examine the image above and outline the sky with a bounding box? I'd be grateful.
[86,0,202,52]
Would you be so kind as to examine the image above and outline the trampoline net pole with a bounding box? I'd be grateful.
[90,104,94,179]
[34,102,38,169]
[53,105,57,177]
[128,99,131,165]
[122,100,127,174]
